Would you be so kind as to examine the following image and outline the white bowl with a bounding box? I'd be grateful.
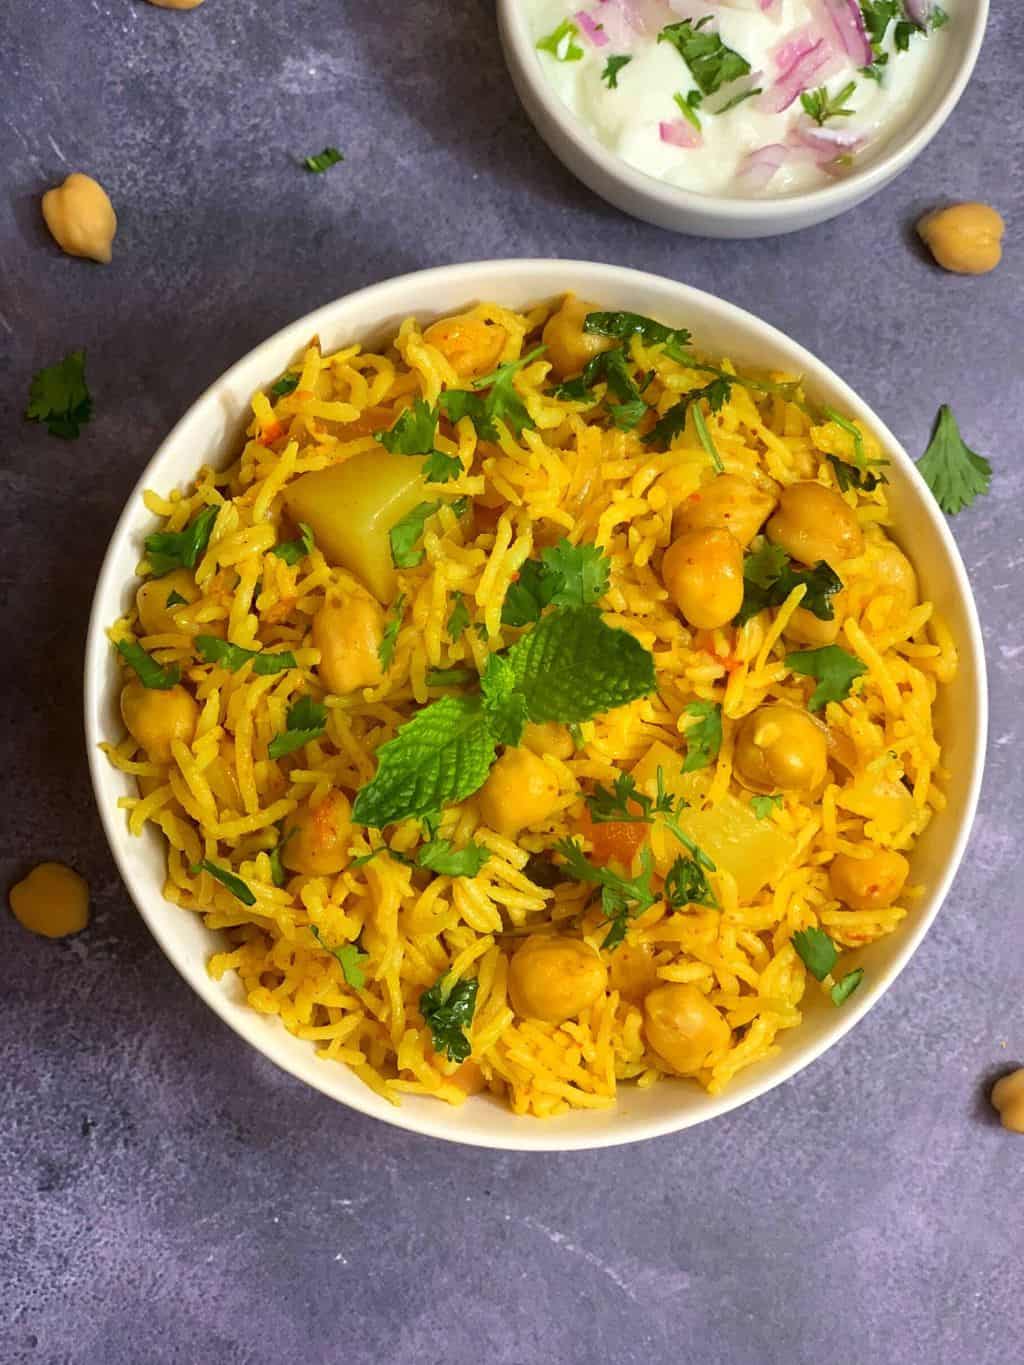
[497,0,989,238]
[85,259,987,1150]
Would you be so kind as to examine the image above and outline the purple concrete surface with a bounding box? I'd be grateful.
[2,3,1022,1363]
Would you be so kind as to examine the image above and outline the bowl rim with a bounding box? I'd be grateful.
[84,258,988,1151]
[496,0,989,224]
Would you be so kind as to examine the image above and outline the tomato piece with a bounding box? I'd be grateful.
[577,809,646,866]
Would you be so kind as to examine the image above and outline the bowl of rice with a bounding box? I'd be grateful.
[85,259,986,1150]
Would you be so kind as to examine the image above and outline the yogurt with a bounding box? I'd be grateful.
[527,0,952,197]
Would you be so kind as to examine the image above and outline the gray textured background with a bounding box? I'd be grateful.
[2,3,1022,1363]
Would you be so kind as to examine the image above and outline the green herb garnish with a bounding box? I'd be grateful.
[439,347,545,441]
[447,591,471,643]
[916,405,992,515]
[270,373,300,399]
[420,974,479,1062]
[792,925,837,980]
[681,701,722,773]
[831,968,864,1006]
[750,793,784,820]
[267,695,327,760]
[427,667,474,687]
[115,639,181,690]
[785,644,867,711]
[585,766,680,825]
[310,924,367,989]
[389,500,443,569]
[374,399,461,484]
[601,54,632,88]
[165,589,188,609]
[663,854,718,910]
[145,505,218,577]
[192,859,256,906]
[823,407,866,466]
[801,81,857,125]
[644,377,731,450]
[302,147,344,174]
[502,540,610,627]
[378,593,406,672]
[195,635,297,675]
[827,453,886,494]
[674,88,703,132]
[271,521,315,566]
[556,838,657,950]
[26,349,92,439]
[736,543,843,626]
[583,311,692,351]
[416,838,491,878]
[657,18,751,96]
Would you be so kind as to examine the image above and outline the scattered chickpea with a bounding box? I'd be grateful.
[829,848,909,911]
[422,313,507,380]
[313,596,384,695]
[41,173,117,264]
[146,0,206,9]
[673,474,777,549]
[120,680,198,764]
[917,202,1004,276]
[608,939,660,1003]
[783,591,846,647]
[508,935,608,1023]
[643,983,731,1075]
[9,862,89,938]
[733,703,828,796]
[282,790,353,876]
[135,569,197,637]
[662,527,744,630]
[478,747,561,838]
[541,296,614,379]
[991,1069,1024,1134]
[767,481,863,567]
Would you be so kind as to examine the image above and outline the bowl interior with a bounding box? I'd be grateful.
[85,260,986,1150]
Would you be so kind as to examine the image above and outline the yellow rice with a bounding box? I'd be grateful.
[104,297,955,1117]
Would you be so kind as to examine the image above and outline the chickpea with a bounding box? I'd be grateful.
[608,939,659,1003]
[541,296,614,380]
[313,596,384,695]
[422,313,507,380]
[478,747,561,838]
[991,1069,1024,1135]
[427,1047,487,1095]
[146,0,205,8]
[767,481,863,567]
[643,983,731,1075]
[829,848,909,911]
[41,173,117,264]
[733,703,828,796]
[9,862,89,939]
[673,474,777,549]
[783,590,846,648]
[870,533,918,616]
[121,681,198,764]
[135,569,197,637]
[917,202,1004,276]
[282,790,353,876]
[508,935,608,1023]
[662,527,744,630]
[521,721,574,761]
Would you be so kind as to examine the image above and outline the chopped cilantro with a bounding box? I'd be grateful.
[916,406,992,515]
[165,589,188,608]
[681,700,722,773]
[750,793,784,820]
[737,543,843,626]
[827,453,886,494]
[601,54,632,88]
[550,347,649,429]
[310,925,367,989]
[378,593,406,672]
[194,635,297,675]
[583,311,692,352]
[586,766,680,825]
[502,540,609,626]
[191,859,256,906]
[657,18,751,96]
[302,146,344,174]
[792,925,837,980]
[785,644,867,711]
[536,19,584,62]
[267,829,295,887]
[673,88,703,133]
[145,505,218,577]
[420,974,478,1063]
[712,82,762,114]
[271,521,315,565]
[26,349,92,439]
[389,500,443,569]
[438,347,544,441]
[556,837,657,950]
[644,377,731,449]
[831,968,864,1006]
[423,449,462,483]
[375,398,437,455]
[663,854,718,910]
[267,695,327,760]
[416,838,491,878]
[800,81,857,126]
[270,373,300,399]
[823,407,866,466]
[115,639,181,690]
[447,592,471,643]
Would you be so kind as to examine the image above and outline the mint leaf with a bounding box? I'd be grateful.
[664,854,717,910]
[145,505,218,577]
[420,974,478,1062]
[192,860,256,906]
[267,696,327,759]
[737,548,843,626]
[505,606,656,724]
[427,667,474,687]
[447,592,471,642]
[831,968,864,1006]
[26,349,92,439]
[416,838,491,878]
[115,639,181,690]
[536,18,584,62]
[785,644,867,711]
[750,793,783,820]
[302,146,344,173]
[657,19,751,96]
[681,701,722,773]
[916,405,992,515]
[195,635,297,675]
[351,695,500,828]
[601,54,632,88]
[389,500,442,569]
[481,652,529,747]
[271,521,315,565]
[270,373,299,398]
[378,593,406,671]
[792,925,837,981]
[310,925,367,989]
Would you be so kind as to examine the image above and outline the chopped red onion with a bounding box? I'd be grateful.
[659,120,704,149]
[736,142,790,189]
[812,0,873,66]
[575,10,610,46]
[904,0,932,23]
[761,29,842,113]
[791,115,867,160]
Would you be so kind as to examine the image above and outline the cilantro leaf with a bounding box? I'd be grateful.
[310,925,367,989]
[792,925,837,981]
[375,398,437,455]
[827,453,886,494]
[437,388,493,439]
[657,19,751,96]
[736,546,843,626]
[389,500,442,568]
[601,54,632,88]
[536,19,584,62]
[420,974,478,1063]
[557,838,657,949]
[643,378,731,448]
[352,695,500,828]
[586,771,655,824]
[416,838,491,878]
[378,593,406,672]
[785,644,867,711]
[267,695,327,759]
[165,589,188,608]
[501,557,561,628]
[541,540,610,609]
[916,405,992,515]
[447,592,471,642]
[271,521,315,565]
[800,81,857,125]
[115,639,181,690]
[423,449,462,483]
[583,311,691,351]
[822,407,866,466]
[664,854,718,910]
[472,346,545,435]
[831,968,865,1006]
[192,860,256,906]
[270,373,300,398]
[506,606,656,725]
[302,146,344,173]
[145,505,218,577]
[26,349,93,439]
[750,793,783,820]
[195,635,297,675]
[681,701,722,773]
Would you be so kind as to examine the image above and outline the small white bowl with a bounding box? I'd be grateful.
[85,259,987,1150]
[497,0,989,238]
